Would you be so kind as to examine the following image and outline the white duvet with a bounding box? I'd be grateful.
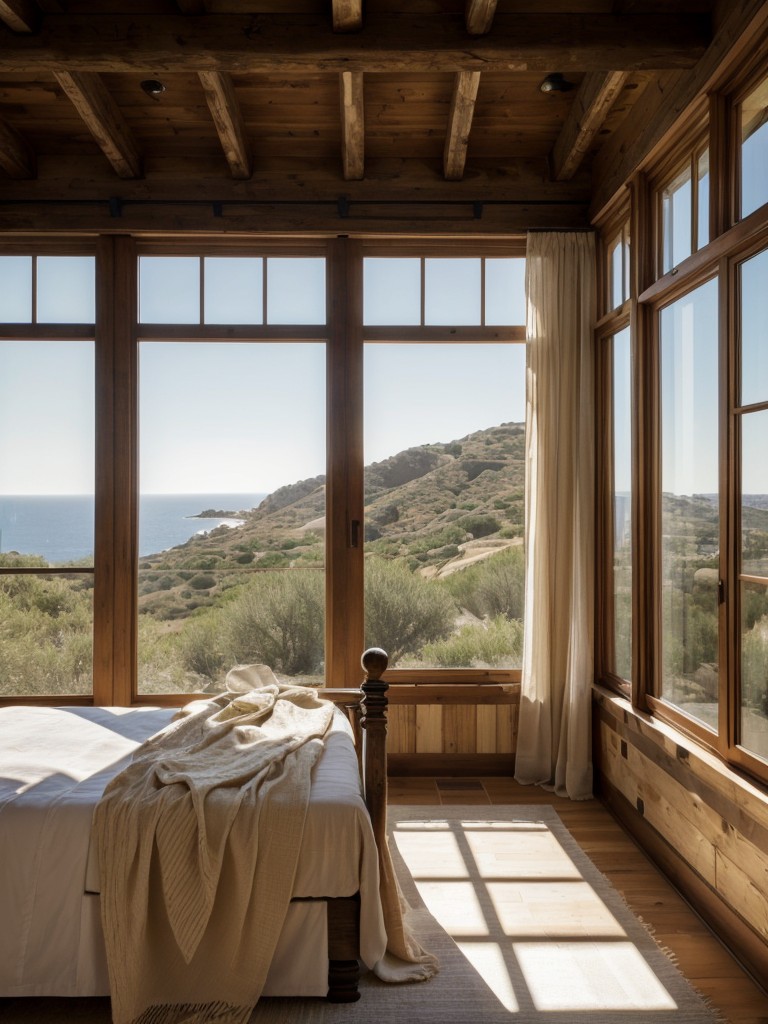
[0,703,387,998]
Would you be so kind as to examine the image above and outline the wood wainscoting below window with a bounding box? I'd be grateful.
[593,684,768,990]
[386,683,518,776]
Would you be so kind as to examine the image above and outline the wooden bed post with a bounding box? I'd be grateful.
[360,647,389,850]
[325,647,388,1003]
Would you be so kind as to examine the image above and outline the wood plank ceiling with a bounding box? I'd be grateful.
[0,1,713,234]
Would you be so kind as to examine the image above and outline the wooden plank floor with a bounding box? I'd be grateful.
[388,776,768,1024]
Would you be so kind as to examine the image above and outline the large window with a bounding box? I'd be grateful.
[736,245,768,761]
[0,241,525,704]
[361,256,526,676]
[598,52,768,786]
[658,279,720,732]
[136,255,327,694]
[608,326,633,683]
[0,256,96,698]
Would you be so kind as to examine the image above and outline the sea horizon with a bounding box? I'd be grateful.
[0,493,267,565]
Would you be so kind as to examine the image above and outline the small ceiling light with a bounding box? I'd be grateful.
[140,79,166,97]
[539,73,575,94]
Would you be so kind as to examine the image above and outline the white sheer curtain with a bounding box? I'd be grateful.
[514,231,596,800]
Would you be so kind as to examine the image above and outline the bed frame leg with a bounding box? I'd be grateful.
[327,959,360,1002]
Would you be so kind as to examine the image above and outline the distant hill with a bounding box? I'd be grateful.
[137,422,526,619]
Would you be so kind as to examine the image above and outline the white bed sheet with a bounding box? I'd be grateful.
[0,703,386,998]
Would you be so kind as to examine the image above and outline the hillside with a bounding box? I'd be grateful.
[137,422,526,620]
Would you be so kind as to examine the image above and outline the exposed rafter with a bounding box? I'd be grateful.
[443,71,480,181]
[0,117,35,177]
[550,71,628,181]
[0,14,710,74]
[339,70,364,181]
[0,0,40,33]
[198,70,252,180]
[332,0,362,33]
[465,0,497,36]
[176,0,206,12]
[53,71,142,179]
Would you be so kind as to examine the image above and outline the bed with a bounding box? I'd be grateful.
[0,648,423,1018]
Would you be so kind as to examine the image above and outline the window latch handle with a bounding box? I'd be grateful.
[349,519,361,549]
[718,579,725,604]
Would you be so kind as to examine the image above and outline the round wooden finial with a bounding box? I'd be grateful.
[361,647,388,680]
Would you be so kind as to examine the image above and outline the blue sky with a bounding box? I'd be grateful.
[0,255,526,495]
[2,249,766,497]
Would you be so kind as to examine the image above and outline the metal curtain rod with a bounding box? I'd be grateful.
[0,196,586,221]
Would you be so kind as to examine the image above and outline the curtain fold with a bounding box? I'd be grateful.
[514,231,596,800]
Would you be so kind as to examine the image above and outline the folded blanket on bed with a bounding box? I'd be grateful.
[92,674,334,1024]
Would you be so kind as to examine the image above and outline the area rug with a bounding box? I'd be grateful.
[250,804,723,1023]
[0,805,723,1023]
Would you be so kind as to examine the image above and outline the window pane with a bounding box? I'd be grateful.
[266,258,326,324]
[37,256,95,324]
[611,327,632,681]
[485,258,525,325]
[363,343,525,669]
[741,77,768,219]
[424,259,481,325]
[0,572,93,697]
[364,258,421,325]
[741,411,768,578]
[203,257,263,324]
[0,255,32,322]
[0,341,95,567]
[697,150,710,249]
[662,165,692,273]
[659,279,719,730]
[740,247,768,408]
[138,341,326,694]
[741,579,768,761]
[139,257,200,324]
[609,236,623,310]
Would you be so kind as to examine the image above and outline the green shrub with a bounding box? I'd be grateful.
[179,611,227,682]
[441,546,525,621]
[456,514,501,539]
[364,557,454,665]
[224,570,324,676]
[420,615,523,668]
[189,573,216,590]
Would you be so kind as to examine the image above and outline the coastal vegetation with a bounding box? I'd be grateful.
[1,420,767,720]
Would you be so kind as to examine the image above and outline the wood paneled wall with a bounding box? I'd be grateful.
[594,686,768,986]
[386,684,518,775]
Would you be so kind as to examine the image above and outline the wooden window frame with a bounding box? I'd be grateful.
[0,239,100,707]
[359,240,526,687]
[729,64,768,227]
[1,234,527,707]
[622,56,768,784]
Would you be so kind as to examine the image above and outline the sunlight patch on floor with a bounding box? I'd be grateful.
[514,941,679,1011]
[392,815,679,1015]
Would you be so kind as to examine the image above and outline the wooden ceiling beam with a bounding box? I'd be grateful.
[339,70,364,181]
[0,14,710,74]
[0,0,41,32]
[53,71,142,179]
[443,71,480,182]
[465,0,497,36]
[332,0,362,33]
[198,70,251,179]
[0,117,35,177]
[550,71,628,181]
[176,1,205,12]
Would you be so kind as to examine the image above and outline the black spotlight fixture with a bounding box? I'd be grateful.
[539,73,575,94]
[140,79,166,98]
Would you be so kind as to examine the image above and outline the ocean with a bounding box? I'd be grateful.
[0,494,266,565]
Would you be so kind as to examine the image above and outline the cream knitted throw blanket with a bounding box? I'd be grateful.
[92,677,334,1024]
